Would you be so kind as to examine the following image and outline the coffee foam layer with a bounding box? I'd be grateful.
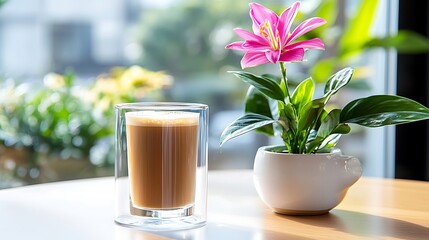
[125,111,199,126]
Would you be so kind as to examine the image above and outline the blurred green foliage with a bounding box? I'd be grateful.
[136,0,250,77]
[135,0,429,85]
[0,73,109,162]
[0,67,172,169]
[308,0,429,83]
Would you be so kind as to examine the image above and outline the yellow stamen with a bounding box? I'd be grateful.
[260,20,279,50]
[260,25,268,38]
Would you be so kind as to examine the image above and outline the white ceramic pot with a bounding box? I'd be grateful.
[253,146,362,215]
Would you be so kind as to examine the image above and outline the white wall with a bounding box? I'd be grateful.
[0,0,127,77]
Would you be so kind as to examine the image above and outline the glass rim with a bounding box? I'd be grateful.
[115,102,208,111]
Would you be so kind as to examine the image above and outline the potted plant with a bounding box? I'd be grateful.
[220,1,429,215]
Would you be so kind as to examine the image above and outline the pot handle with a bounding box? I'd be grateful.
[335,154,363,188]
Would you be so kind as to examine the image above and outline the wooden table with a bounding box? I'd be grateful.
[0,170,428,240]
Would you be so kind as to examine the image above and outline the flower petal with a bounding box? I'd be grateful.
[226,41,246,51]
[243,40,271,51]
[278,1,300,45]
[249,2,279,35]
[279,48,305,62]
[233,28,267,43]
[241,51,270,68]
[265,50,281,64]
[285,38,325,51]
[287,17,327,44]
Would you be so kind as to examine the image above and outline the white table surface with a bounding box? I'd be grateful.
[0,170,267,240]
[1,170,429,240]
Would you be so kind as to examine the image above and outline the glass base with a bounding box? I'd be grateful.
[115,215,206,231]
[130,204,194,218]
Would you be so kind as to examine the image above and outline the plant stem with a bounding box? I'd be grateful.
[280,62,302,153]
[279,62,292,103]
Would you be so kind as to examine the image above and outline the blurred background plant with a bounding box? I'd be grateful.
[291,0,429,84]
[0,66,172,187]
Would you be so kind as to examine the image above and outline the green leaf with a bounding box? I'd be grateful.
[324,67,354,102]
[298,98,325,132]
[317,109,341,138]
[364,30,429,54]
[339,0,379,60]
[245,86,275,118]
[245,86,277,136]
[261,74,282,84]
[262,73,287,97]
[291,77,314,113]
[318,134,342,151]
[340,95,429,127]
[307,129,318,142]
[315,109,329,130]
[306,138,320,153]
[332,124,351,135]
[307,109,350,153]
[278,101,297,132]
[229,71,285,101]
[265,145,289,153]
[220,113,277,146]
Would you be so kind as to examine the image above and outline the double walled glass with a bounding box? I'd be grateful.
[114,102,208,231]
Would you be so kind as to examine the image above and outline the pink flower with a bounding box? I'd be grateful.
[226,2,326,68]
